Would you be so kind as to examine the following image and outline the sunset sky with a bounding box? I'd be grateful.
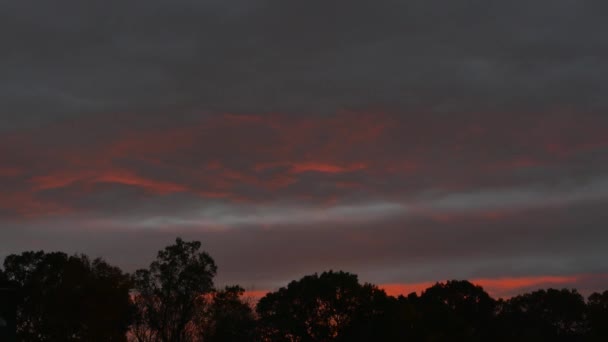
[1,0,607,298]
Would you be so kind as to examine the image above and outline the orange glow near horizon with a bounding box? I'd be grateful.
[381,275,580,298]
[244,274,593,301]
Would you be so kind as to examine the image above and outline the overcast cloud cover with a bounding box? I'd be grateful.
[1,0,607,296]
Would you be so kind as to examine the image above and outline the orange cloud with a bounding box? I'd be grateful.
[0,166,21,177]
[30,173,88,190]
[0,191,73,218]
[29,170,187,195]
[94,172,187,194]
[4,110,607,219]
[255,161,367,174]
[291,162,367,174]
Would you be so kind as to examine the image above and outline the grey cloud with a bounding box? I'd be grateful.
[1,198,607,290]
[2,0,608,131]
[1,0,608,295]
[68,174,608,229]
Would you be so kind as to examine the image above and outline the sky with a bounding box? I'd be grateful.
[1,0,608,298]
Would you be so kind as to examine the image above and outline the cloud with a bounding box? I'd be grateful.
[0,0,607,294]
[2,1,608,131]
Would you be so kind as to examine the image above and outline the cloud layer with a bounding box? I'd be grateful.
[1,0,607,295]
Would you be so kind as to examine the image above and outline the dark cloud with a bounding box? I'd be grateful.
[1,0,607,294]
[2,0,608,130]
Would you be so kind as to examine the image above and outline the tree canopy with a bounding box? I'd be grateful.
[257,271,407,342]
[131,238,217,342]
[2,251,132,341]
[196,285,257,342]
[1,239,607,342]
[414,280,497,340]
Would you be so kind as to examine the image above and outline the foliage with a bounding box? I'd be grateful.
[414,280,497,341]
[2,251,132,341]
[2,240,608,342]
[195,285,257,342]
[131,238,217,342]
[587,290,608,341]
[256,270,394,342]
[497,288,587,341]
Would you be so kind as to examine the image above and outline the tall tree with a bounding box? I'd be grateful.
[2,251,132,341]
[132,238,217,342]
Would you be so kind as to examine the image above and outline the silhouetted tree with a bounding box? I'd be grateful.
[4,242,608,342]
[195,285,257,342]
[0,268,17,342]
[497,288,587,341]
[338,287,410,341]
[132,238,217,342]
[256,270,394,342]
[586,290,608,341]
[0,269,7,285]
[2,251,132,341]
[415,280,497,341]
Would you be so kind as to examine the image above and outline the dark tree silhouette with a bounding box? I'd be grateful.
[2,251,132,341]
[3,241,608,341]
[0,269,7,285]
[195,285,257,342]
[414,280,497,341]
[586,291,608,341]
[497,288,587,341]
[256,270,395,342]
[338,286,410,341]
[0,268,17,342]
[131,238,217,342]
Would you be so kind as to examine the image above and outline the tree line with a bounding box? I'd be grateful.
[0,237,607,341]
